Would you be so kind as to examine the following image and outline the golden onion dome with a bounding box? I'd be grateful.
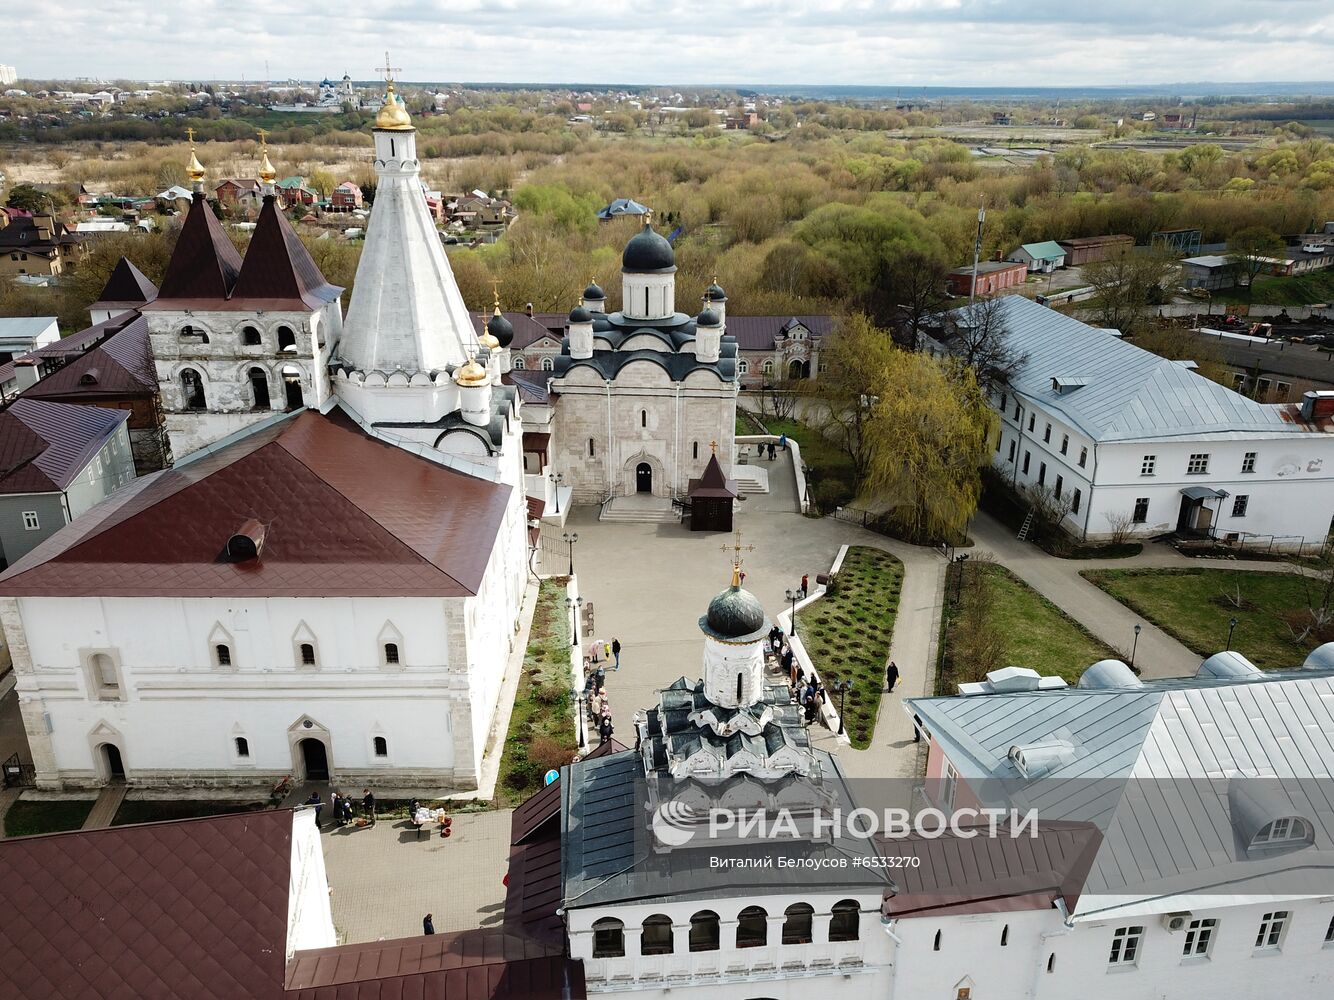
[375,82,413,130]
[455,356,489,387]
[479,329,501,351]
[187,148,206,184]
[258,149,277,185]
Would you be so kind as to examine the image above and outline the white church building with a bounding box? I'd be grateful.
[0,81,529,792]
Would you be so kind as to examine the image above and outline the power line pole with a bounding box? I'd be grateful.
[969,201,986,306]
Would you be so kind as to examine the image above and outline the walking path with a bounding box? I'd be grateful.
[81,782,127,830]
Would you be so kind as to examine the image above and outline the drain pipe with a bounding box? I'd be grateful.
[1027,898,1074,999]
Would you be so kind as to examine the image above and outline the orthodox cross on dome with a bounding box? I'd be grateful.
[710,439,718,454]
[720,529,754,586]
[490,277,503,308]
[376,51,401,86]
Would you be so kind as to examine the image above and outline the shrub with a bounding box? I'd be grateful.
[530,735,575,773]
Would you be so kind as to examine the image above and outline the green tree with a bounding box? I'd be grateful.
[1082,247,1180,337]
[1228,226,1286,296]
[805,313,900,483]
[6,183,54,213]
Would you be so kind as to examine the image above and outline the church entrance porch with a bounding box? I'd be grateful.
[299,738,330,781]
[636,462,653,493]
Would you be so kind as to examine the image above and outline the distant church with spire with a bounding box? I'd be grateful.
[0,71,530,793]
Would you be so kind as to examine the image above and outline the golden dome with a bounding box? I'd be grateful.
[375,81,413,131]
[455,356,489,387]
[479,330,501,351]
[258,150,276,185]
[186,128,206,184]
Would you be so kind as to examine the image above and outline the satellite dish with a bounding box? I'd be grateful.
[544,769,559,786]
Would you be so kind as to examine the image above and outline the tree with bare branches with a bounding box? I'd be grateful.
[937,296,1029,393]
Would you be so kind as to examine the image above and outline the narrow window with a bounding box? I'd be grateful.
[641,409,647,428]
[829,899,860,942]
[299,642,316,666]
[1022,451,1031,474]
[22,510,40,531]
[1013,402,1020,420]
[1060,433,1068,455]
[389,137,395,157]
[1007,440,1016,463]
[1000,924,1009,947]
[1027,414,1035,432]
[1038,462,1047,486]
[593,918,625,958]
[782,903,814,945]
[215,643,232,667]
[1071,489,1082,515]
[249,367,271,409]
[933,929,942,951]
[1000,392,1007,411]
[384,642,400,664]
[1232,495,1249,518]
[736,673,744,703]
[1043,422,1051,443]
[1079,446,1088,468]
[588,437,595,458]
[692,441,699,460]
[373,736,388,757]
[644,287,649,315]
[235,736,250,757]
[1054,474,1063,498]
[1047,954,1055,973]
[181,369,206,410]
[940,760,958,811]
[1324,913,1334,944]
[1133,497,1150,523]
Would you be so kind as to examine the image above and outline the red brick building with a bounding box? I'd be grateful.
[946,260,1027,297]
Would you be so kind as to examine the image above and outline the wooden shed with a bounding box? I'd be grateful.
[686,452,738,532]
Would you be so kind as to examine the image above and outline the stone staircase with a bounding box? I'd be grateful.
[730,463,770,497]
[599,495,680,524]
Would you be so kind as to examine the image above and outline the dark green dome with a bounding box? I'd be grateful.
[583,281,606,301]
[697,308,721,327]
[622,223,675,273]
[701,583,766,640]
[706,282,727,301]
[569,305,593,323]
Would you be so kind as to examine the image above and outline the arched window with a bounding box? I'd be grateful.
[736,906,767,948]
[738,359,749,374]
[692,441,699,460]
[1047,953,1055,973]
[588,437,595,458]
[384,642,400,664]
[512,356,525,369]
[299,642,316,666]
[181,369,206,410]
[235,737,250,757]
[641,409,647,427]
[181,324,193,337]
[540,356,554,372]
[592,917,625,958]
[241,326,262,346]
[277,326,297,352]
[933,929,942,951]
[736,673,744,703]
[215,643,232,667]
[763,359,774,375]
[249,367,270,409]
[829,899,860,942]
[373,736,388,757]
[1001,924,1009,946]
[689,910,720,952]
[782,903,814,944]
[641,914,673,955]
[180,324,208,343]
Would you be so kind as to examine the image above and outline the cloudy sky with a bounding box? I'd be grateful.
[9,0,1334,87]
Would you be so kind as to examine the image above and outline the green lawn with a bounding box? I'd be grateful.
[762,416,858,511]
[3,799,95,838]
[736,408,766,436]
[111,799,265,827]
[942,563,1115,690]
[1211,269,1334,306]
[1081,567,1330,669]
[796,546,903,749]
[497,578,577,806]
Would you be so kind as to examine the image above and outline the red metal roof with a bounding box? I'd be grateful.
[0,810,293,1000]
[0,397,129,494]
[231,195,343,310]
[687,451,737,499]
[23,314,157,400]
[0,408,512,598]
[153,192,243,300]
[725,315,834,351]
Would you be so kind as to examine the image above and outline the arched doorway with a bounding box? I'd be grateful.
[299,738,329,781]
[281,365,304,409]
[100,744,125,782]
[788,359,809,380]
[636,462,653,493]
[249,367,271,409]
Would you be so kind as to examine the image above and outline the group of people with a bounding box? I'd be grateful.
[765,623,825,725]
[751,433,789,462]
[584,638,623,745]
[587,636,622,670]
[306,788,376,828]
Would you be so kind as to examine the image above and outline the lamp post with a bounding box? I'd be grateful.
[1130,624,1142,673]
[1227,617,1239,651]
[835,679,854,736]
[562,531,579,577]
[576,692,586,749]
[785,588,800,637]
[954,553,970,604]
[549,471,563,514]
[566,596,583,647]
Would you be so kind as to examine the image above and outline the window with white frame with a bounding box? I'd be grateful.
[1133,497,1150,523]
[1242,451,1257,473]
[1141,455,1156,476]
[512,356,525,369]
[21,510,39,531]
[762,359,773,375]
[940,759,958,811]
[1043,423,1052,443]
[738,359,749,374]
[1232,495,1249,518]
[1108,925,1143,966]
[1255,911,1288,950]
[1060,433,1068,455]
[1187,453,1210,475]
[1253,817,1306,845]
[1183,918,1216,957]
[540,357,553,372]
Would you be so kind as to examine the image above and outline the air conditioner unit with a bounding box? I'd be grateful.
[1162,912,1192,932]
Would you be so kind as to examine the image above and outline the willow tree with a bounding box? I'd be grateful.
[859,353,996,544]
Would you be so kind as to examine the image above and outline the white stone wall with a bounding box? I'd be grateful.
[621,271,676,322]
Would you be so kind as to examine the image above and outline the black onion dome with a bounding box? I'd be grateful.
[487,309,514,347]
[582,281,606,301]
[569,305,593,323]
[701,583,767,640]
[622,223,675,272]
[707,282,727,301]
[697,308,721,327]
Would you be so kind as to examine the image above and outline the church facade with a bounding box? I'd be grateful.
[0,84,529,792]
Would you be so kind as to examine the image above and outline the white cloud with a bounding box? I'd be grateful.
[6,0,1333,86]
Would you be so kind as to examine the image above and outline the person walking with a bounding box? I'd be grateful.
[362,788,376,825]
[594,664,605,693]
[612,637,622,670]
[778,432,788,451]
[589,638,600,664]
[306,791,323,828]
[423,914,435,935]
[912,713,923,744]
[599,716,614,745]
[886,660,900,692]
[801,573,809,597]
[329,790,341,826]
[768,441,776,461]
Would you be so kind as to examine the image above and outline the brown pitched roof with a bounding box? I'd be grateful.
[726,315,834,351]
[0,397,129,494]
[0,810,293,1000]
[91,256,158,309]
[0,407,513,598]
[152,192,243,300]
[474,312,561,351]
[23,314,157,400]
[284,929,582,999]
[230,195,343,310]
[687,451,737,499]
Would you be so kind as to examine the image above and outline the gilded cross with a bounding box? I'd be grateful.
[490,277,503,307]
[256,127,269,148]
[185,126,196,145]
[710,440,718,454]
[720,529,754,569]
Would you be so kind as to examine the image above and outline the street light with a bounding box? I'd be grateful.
[785,588,800,637]
[549,471,564,514]
[1227,616,1239,651]
[562,531,579,577]
[834,679,854,736]
[576,692,586,749]
[1130,624,1142,674]
[953,553,970,604]
[565,595,583,647]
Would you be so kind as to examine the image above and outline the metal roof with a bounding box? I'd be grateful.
[964,296,1309,442]
[0,316,58,343]
[1017,240,1066,260]
[0,397,129,494]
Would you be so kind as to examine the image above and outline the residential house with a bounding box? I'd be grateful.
[214,178,263,211]
[724,113,759,129]
[1188,327,1334,403]
[899,645,1334,1000]
[276,175,318,208]
[1181,255,1237,291]
[927,296,1334,548]
[0,213,84,277]
[946,260,1028,297]
[155,184,194,211]
[0,397,135,567]
[453,189,515,228]
[1009,241,1067,273]
[329,180,364,212]
[1057,234,1134,266]
[0,316,59,364]
[596,197,650,221]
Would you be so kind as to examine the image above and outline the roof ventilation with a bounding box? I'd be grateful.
[1051,376,1090,394]
[1008,739,1077,778]
[1302,642,1334,671]
[1196,651,1263,680]
[1229,779,1315,856]
[1077,659,1143,689]
[225,519,267,562]
[958,665,1068,697]
[79,369,100,385]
